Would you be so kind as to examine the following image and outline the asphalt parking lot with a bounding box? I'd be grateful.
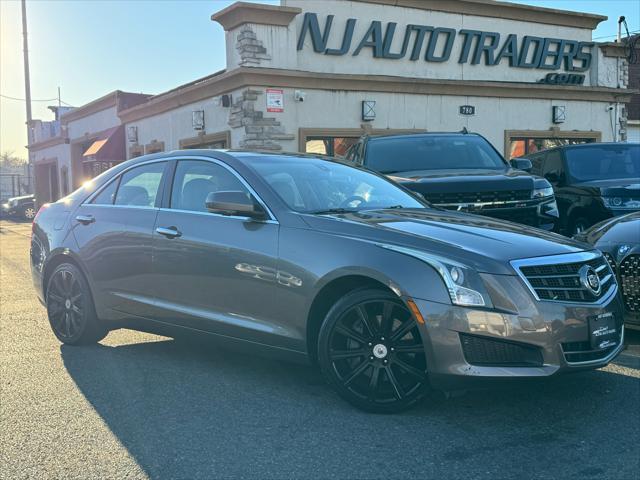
[1,218,638,480]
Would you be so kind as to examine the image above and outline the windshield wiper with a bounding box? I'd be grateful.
[309,208,359,215]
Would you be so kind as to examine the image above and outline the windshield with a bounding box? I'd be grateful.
[565,144,640,182]
[366,135,507,173]
[245,155,426,213]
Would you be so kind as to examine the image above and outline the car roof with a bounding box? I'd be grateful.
[367,132,481,141]
[536,142,639,153]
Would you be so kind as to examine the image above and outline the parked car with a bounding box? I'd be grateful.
[1,194,36,220]
[574,212,640,330]
[345,132,559,230]
[31,150,624,413]
[523,142,640,235]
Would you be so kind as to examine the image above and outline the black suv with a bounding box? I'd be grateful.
[524,143,640,235]
[346,132,559,230]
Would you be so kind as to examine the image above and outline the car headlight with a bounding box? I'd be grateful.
[532,180,554,199]
[603,197,640,209]
[379,244,487,307]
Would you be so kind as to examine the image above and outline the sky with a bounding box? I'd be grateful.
[1,0,638,159]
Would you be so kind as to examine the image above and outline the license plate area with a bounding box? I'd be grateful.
[589,312,618,350]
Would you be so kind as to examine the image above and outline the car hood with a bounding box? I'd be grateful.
[576,212,640,246]
[301,208,589,275]
[387,168,536,194]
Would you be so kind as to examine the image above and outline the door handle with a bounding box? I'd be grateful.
[156,226,182,238]
[75,214,95,225]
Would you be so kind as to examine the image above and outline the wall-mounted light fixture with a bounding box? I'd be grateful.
[192,110,205,131]
[552,105,566,124]
[127,125,138,143]
[362,100,376,121]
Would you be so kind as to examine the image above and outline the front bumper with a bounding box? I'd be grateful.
[410,274,625,390]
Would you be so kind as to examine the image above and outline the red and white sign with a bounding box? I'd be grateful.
[266,88,284,112]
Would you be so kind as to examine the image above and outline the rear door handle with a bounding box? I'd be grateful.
[156,226,182,238]
[75,214,95,225]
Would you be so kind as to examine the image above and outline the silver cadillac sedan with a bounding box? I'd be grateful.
[31,150,625,412]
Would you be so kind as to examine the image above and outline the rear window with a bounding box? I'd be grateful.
[565,144,640,182]
[366,135,507,173]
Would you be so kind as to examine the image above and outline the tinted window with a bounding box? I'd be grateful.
[542,150,563,176]
[245,155,425,213]
[171,160,249,212]
[91,178,119,205]
[565,144,640,182]
[114,162,166,207]
[366,135,507,173]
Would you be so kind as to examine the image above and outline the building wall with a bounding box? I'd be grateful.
[126,87,247,157]
[225,0,614,87]
[239,86,613,154]
[66,106,119,140]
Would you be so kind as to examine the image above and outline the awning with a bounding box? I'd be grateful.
[82,125,125,163]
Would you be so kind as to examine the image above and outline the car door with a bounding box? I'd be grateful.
[151,158,290,348]
[72,160,168,320]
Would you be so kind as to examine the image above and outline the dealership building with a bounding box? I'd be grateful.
[29,0,636,204]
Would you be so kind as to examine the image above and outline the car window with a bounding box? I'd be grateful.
[542,151,563,176]
[91,178,120,205]
[171,160,250,213]
[244,155,425,213]
[114,162,166,207]
[366,135,507,173]
[565,144,640,182]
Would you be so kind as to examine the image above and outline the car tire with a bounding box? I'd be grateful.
[45,263,108,345]
[318,289,429,413]
[570,216,590,236]
[22,205,37,221]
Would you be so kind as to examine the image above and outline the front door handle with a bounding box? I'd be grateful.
[75,214,95,225]
[156,226,182,238]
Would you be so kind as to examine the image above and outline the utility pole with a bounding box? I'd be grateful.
[21,0,34,191]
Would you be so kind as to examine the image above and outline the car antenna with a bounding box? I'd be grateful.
[460,127,469,134]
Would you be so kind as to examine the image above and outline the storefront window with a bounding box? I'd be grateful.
[305,136,358,157]
[508,137,596,159]
[184,140,226,149]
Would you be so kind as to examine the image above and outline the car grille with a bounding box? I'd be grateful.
[602,252,616,274]
[424,190,531,206]
[514,254,615,303]
[619,254,640,312]
[459,333,544,367]
[561,339,620,364]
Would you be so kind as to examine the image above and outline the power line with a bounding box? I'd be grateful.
[0,94,58,102]
[0,94,75,107]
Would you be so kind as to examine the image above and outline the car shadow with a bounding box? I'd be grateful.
[61,336,639,479]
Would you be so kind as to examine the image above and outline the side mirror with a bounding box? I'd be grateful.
[510,157,532,172]
[205,191,267,220]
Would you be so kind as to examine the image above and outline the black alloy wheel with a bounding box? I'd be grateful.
[46,263,108,345]
[318,289,429,413]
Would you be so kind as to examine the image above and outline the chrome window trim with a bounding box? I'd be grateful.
[510,251,618,305]
[165,155,278,223]
[157,207,278,225]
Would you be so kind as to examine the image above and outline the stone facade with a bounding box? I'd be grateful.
[228,89,295,151]
[236,26,271,66]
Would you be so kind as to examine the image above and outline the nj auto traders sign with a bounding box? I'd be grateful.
[297,13,593,73]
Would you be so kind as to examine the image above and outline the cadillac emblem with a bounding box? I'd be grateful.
[579,265,601,296]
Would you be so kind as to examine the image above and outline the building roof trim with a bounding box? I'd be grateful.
[350,0,606,30]
[211,2,301,31]
[27,134,68,152]
[118,67,634,124]
[59,90,152,125]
